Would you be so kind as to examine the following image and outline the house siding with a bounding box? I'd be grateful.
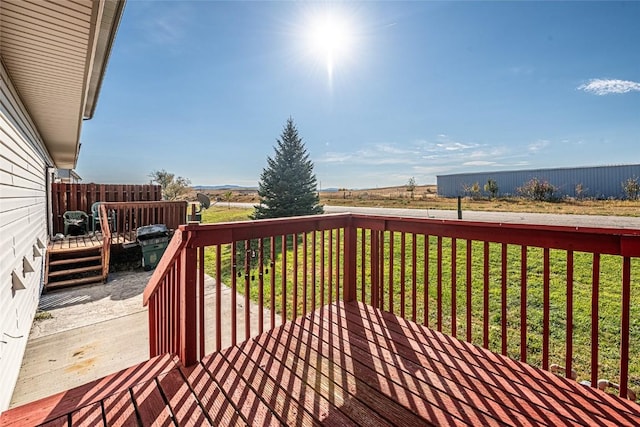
[437,165,640,199]
[0,62,52,411]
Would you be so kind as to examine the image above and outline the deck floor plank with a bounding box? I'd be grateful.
[201,353,280,426]
[289,313,492,426]
[69,402,104,427]
[131,379,173,426]
[102,389,138,426]
[254,318,433,427]
[157,369,211,426]
[228,339,354,427]
[324,304,587,426]
[345,302,640,424]
[181,364,248,427]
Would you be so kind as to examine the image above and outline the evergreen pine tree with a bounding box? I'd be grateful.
[253,118,323,219]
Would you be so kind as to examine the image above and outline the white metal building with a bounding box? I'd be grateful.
[0,0,124,412]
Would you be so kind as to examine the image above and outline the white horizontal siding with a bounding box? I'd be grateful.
[0,62,51,412]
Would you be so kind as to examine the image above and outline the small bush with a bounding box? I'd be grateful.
[517,178,557,201]
[622,176,640,200]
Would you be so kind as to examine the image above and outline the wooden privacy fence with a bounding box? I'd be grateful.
[51,183,162,235]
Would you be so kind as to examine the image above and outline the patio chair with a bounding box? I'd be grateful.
[91,202,115,233]
[63,210,89,235]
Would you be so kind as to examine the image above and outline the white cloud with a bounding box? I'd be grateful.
[528,139,549,153]
[578,79,640,95]
[463,161,496,166]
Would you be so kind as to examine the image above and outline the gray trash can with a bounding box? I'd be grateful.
[136,224,170,270]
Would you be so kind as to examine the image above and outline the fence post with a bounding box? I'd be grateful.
[179,229,198,366]
[343,216,357,302]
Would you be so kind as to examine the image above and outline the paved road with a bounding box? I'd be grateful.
[226,202,640,229]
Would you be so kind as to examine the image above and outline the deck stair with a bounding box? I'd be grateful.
[45,243,105,290]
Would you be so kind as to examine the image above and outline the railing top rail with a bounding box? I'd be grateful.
[350,214,640,256]
[101,201,187,207]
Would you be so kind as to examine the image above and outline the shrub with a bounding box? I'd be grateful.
[622,176,640,200]
[517,178,557,201]
[484,178,499,198]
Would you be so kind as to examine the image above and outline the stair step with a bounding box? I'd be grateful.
[48,265,102,277]
[45,275,104,289]
[49,255,102,266]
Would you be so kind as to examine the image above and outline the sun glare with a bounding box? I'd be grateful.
[305,11,355,85]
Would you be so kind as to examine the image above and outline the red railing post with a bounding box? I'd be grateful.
[179,229,198,366]
[343,218,357,302]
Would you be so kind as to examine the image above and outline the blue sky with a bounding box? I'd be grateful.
[78,1,640,189]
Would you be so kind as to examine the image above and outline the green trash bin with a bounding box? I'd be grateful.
[137,224,170,270]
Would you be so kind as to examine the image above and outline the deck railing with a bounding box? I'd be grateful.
[100,201,188,242]
[142,213,640,400]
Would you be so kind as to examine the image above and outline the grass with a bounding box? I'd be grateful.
[197,205,640,393]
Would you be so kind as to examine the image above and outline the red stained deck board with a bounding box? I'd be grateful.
[157,369,211,426]
[131,379,172,426]
[284,313,500,426]
[219,345,327,427]
[343,302,640,425]
[253,319,436,427]
[0,353,179,426]
[38,417,68,427]
[229,338,363,427]
[69,402,103,427]
[316,305,581,427]
[102,389,137,426]
[200,352,280,426]
[180,364,248,427]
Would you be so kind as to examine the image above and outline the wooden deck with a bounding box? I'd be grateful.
[3,301,639,426]
[47,233,135,254]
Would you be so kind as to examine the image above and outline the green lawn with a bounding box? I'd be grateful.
[199,206,639,392]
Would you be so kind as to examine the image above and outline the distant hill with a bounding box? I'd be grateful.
[194,185,258,191]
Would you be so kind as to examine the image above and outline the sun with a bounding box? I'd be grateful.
[305,11,355,83]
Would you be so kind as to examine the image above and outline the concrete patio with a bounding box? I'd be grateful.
[10,269,277,408]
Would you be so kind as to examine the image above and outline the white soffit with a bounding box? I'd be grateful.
[0,0,124,169]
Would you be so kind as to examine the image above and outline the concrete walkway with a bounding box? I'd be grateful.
[10,270,278,408]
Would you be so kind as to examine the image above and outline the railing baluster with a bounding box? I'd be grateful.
[259,238,264,335]
[231,241,237,346]
[542,248,550,370]
[424,234,429,327]
[244,240,251,342]
[466,239,472,343]
[484,241,491,350]
[412,233,417,323]
[303,232,308,316]
[500,243,506,354]
[401,232,406,319]
[336,228,341,303]
[521,245,527,363]
[199,246,205,359]
[370,230,378,307]
[620,256,631,399]
[590,253,600,388]
[379,230,385,310]
[566,250,574,379]
[321,230,326,308]
[437,236,443,332]
[282,234,287,323]
[328,229,333,305]
[312,231,317,311]
[451,237,457,338]
[389,231,395,314]
[293,234,298,319]
[216,244,222,351]
[361,228,365,302]
[270,236,276,329]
